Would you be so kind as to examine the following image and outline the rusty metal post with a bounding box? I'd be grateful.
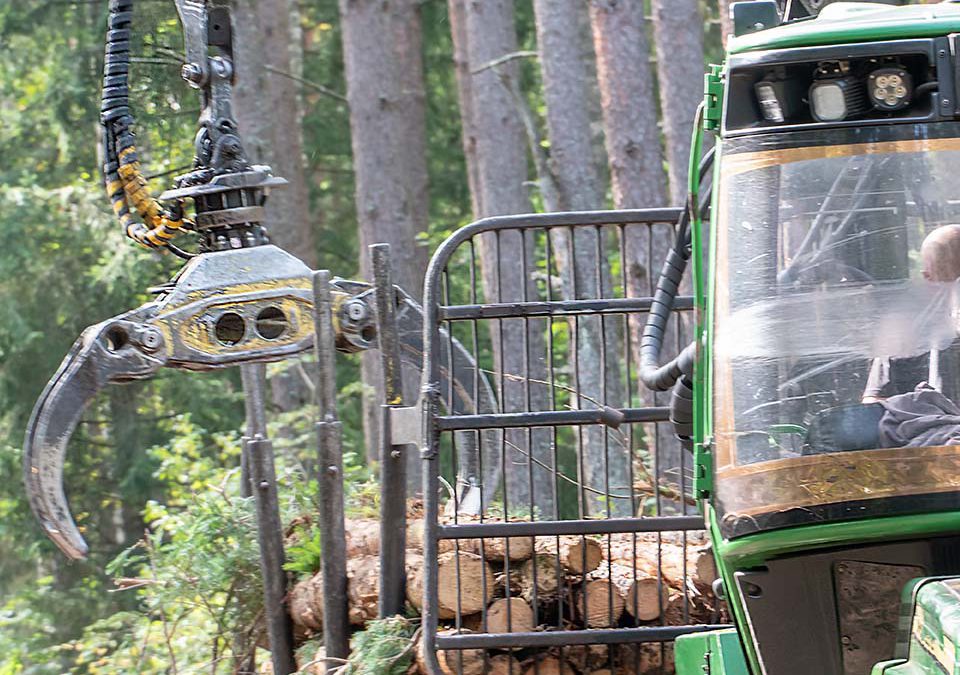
[370,244,408,617]
[240,363,296,675]
[313,270,350,665]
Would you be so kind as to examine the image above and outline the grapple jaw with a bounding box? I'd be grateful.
[23,315,166,559]
[23,244,498,558]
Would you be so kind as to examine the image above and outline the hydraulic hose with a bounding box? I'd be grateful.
[638,144,714,393]
[638,212,697,392]
[100,0,189,249]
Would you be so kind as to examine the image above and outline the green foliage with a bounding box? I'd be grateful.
[341,616,418,675]
[284,526,322,578]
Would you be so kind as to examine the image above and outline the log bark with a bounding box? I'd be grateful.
[347,555,380,626]
[518,554,561,604]
[232,0,316,266]
[523,656,577,675]
[408,519,535,562]
[485,597,535,633]
[651,0,706,206]
[339,0,430,471]
[345,518,383,559]
[288,574,324,634]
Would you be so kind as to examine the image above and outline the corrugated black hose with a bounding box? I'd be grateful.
[639,146,714,449]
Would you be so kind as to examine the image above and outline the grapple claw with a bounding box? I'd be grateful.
[23,316,165,559]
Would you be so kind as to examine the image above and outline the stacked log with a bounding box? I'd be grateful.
[287,519,723,674]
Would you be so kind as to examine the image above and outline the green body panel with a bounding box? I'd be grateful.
[872,577,960,674]
[694,4,960,674]
[675,629,751,675]
[729,3,960,55]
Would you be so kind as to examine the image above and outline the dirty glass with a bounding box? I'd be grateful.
[712,132,960,536]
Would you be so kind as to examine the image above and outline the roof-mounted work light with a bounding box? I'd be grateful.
[808,61,869,123]
[867,67,913,112]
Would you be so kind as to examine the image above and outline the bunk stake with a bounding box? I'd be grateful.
[371,243,408,618]
[240,363,296,675]
[313,270,351,664]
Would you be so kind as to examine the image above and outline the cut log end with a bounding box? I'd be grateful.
[576,578,625,628]
[437,551,496,619]
[484,597,535,634]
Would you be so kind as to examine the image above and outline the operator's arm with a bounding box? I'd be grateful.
[863,357,892,403]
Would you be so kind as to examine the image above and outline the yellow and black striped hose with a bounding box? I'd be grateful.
[100,0,192,253]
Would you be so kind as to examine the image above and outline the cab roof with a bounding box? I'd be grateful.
[729,2,960,55]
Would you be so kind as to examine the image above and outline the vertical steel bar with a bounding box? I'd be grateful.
[370,244,408,618]
[313,270,351,664]
[240,363,296,675]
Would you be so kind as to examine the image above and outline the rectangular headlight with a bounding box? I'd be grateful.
[809,76,868,122]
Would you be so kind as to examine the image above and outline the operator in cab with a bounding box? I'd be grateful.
[863,224,960,448]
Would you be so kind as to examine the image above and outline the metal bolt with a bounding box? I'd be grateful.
[181,62,203,84]
[140,328,162,351]
[391,450,402,459]
[940,49,948,58]
[210,56,232,79]
[944,99,952,108]
[841,636,851,646]
[346,300,367,322]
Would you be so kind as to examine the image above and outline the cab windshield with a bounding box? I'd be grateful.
[714,126,960,537]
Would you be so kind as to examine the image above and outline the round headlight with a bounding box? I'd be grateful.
[868,67,913,112]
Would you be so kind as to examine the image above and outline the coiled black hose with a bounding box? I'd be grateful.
[638,146,714,449]
[638,146,714,393]
[100,0,189,252]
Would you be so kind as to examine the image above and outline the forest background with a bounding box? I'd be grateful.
[0,1,921,673]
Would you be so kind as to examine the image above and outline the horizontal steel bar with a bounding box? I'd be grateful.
[437,516,705,539]
[435,625,733,650]
[437,407,670,431]
[439,296,694,321]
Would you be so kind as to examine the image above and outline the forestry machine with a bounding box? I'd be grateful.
[653,0,960,673]
[22,0,496,563]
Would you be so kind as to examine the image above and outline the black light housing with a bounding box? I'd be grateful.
[867,67,913,112]
[754,78,802,123]
[809,76,869,122]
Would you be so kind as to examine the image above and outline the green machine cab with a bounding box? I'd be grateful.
[669,2,960,673]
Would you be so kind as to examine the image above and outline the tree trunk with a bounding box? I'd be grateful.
[454,0,555,518]
[651,0,705,206]
[589,0,667,213]
[448,0,481,218]
[339,0,430,476]
[535,0,629,517]
[589,0,683,507]
[719,0,734,49]
[232,0,317,267]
